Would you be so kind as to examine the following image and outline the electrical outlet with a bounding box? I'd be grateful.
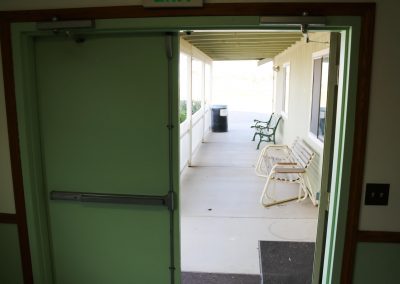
[365,183,390,206]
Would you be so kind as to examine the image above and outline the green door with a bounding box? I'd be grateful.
[32,32,177,284]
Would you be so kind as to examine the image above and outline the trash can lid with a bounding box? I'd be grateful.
[211,104,228,109]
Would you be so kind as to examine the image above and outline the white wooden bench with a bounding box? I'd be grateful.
[255,138,317,207]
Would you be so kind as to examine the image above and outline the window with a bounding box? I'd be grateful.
[310,53,329,142]
[282,63,290,116]
[191,58,203,115]
[204,63,211,106]
[179,53,189,123]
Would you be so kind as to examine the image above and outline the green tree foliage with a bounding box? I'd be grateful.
[180,100,202,123]
[180,100,187,123]
[192,100,201,114]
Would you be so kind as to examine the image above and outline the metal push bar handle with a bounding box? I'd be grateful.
[50,191,174,210]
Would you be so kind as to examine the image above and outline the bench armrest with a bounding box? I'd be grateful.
[271,163,306,173]
[252,123,269,129]
[254,119,268,123]
[262,144,289,150]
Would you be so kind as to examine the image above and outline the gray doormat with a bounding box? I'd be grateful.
[259,241,315,284]
[182,272,261,284]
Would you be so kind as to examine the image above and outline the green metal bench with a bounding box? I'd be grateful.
[254,113,282,149]
[251,112,274,141]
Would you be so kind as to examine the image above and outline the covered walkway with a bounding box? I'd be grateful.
[180,111,318,276]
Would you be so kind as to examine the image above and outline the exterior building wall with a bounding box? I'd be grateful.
[273,32,330,199]
[180,39,212,171]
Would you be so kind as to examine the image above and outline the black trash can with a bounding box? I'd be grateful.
[211,105,228,132]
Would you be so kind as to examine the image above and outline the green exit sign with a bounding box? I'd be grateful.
[143,0,203,8]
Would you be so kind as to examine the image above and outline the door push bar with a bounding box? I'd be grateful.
[50,191,174,211]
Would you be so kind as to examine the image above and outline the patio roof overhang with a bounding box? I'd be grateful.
[180,31,303,61]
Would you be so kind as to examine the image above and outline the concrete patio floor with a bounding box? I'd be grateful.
[180,111,318,275]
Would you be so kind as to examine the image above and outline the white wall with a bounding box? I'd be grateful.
[179,121,190,171]
[273,32,330,201]
[191,112,204,153]
[0,48,16,214]
[358,1,400,232]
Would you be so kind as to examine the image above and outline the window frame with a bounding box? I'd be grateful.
[191,56,204,117]
[309,48,330,147]
[281,62,290,118]
[179,51,190,124]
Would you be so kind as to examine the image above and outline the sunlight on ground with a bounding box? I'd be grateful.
[212,60,273,113]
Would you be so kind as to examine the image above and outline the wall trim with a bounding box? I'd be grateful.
[358,230,400,243]
[0,213,17,224]
[0,3,376,21]
[340,6,376,283]
[0,20,34,284]
[0,3,375,284]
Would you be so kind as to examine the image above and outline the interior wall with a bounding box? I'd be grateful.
[273,32,330,200]
[0,224,24,284]
[358,1,400,232]
[1,0,399,283]
[1,0,398,235]
[353,242,400,283]
[0,48,16,214]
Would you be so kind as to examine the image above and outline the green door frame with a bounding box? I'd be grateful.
[1,4,375,284]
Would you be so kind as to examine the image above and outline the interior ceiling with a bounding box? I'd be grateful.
[181,31,303,61]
